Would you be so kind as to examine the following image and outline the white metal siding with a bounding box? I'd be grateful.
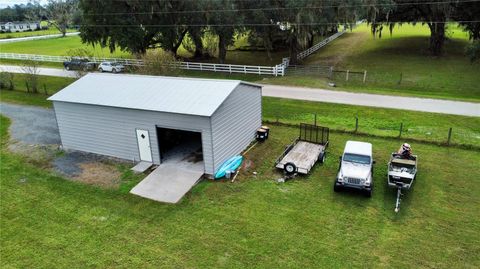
[210,84,262,172]
[53,102,215,174]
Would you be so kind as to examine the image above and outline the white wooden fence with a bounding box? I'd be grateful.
[0,26,358,77]
[0,52,286,76]
[0,32,80,44]
[296,30,346,60]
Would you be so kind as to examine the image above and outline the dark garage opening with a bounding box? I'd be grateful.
[156,127,203,163]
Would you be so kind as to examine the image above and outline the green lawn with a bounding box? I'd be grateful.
[263,23,480,102]
[0,36,131,58]
[263,97,480,147]
[1,114,479,268]
[0,29,77,39]
[0,33,288,66]
[0,74,76,107]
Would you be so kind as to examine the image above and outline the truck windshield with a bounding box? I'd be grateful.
[343,153,371,164]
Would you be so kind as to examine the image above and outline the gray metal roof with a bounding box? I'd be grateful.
[48,73,261,117]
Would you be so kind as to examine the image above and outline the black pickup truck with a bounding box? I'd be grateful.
[63,58,96,71]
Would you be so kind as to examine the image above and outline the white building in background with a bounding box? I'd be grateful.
[0,21,41,33]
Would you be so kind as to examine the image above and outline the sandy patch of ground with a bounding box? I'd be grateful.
[72,162,122,189]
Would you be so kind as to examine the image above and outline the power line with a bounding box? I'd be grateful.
[76,20,480,28]
[81,0,480,16]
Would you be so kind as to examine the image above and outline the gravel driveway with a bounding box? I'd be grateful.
[0,102,60,145]
[1,102,125,182]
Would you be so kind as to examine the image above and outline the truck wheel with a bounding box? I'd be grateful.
[99,68,103,72]
[334,183,342,192]
[284,162,296,175]
[319,152,326,163]
[113,68,117,73]
[65,66,70,70]
[365,189,372,198]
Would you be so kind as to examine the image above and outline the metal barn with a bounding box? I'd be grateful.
[48,73,262,177]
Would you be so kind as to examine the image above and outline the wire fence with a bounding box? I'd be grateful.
[263,113,480,149]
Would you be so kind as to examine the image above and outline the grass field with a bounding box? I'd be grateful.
[1,73,479,147]
[0,33,287,66]
[0,74,76,107]
[0,36,131,58]
[263,97,480,146]
[263,23,480,102]
[0,29,77,39]
[1,113,479,268]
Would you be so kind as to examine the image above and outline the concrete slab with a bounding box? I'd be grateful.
[130,154,204,203]
[130,163,204,203]
[131,161,153,173]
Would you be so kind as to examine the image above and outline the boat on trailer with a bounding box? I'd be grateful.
[387,153,418,213]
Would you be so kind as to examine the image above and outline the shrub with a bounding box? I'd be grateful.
[465,40,480,63]
[137,50,181,76]
[21,60,40,93]
[0,72,15,90]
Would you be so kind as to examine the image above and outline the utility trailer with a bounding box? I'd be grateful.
[387,153,418,213]
[275,123,329,175]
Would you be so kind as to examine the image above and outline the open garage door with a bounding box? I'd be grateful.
[157,127,203,164]
[130,127,205,203]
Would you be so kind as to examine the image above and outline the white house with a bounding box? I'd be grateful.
[0,21,41,33]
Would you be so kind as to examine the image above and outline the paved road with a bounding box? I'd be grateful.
[0,32,80,44]
[262,85,480,117]
[1,65,478,117]
[0,64,77,78]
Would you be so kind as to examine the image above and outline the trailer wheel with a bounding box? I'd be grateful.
[284,162,297,175]
[319,152,326,163]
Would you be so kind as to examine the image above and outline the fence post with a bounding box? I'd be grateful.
[398,72,403,85]
[399,123,403,138]
[346,70,349,81]
[329,66,333,79]
[363,70,367,83]
[355,117,358,133]
[447,128,452,145]
[314,113,317,126]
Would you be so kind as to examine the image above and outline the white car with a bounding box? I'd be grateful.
[334,141,375,197]
[98,62,125,73]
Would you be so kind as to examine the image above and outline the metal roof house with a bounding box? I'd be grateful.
[48,73,262,177]
[1,21,41,33]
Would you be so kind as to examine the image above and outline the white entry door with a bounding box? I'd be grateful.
[136,129,152,162]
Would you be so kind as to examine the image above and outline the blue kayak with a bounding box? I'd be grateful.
[214,155,243,179]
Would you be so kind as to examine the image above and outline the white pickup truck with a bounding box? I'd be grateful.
[334,141,375,197]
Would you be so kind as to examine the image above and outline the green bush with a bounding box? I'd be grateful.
[0,72,15,90]
[465,40,480,63]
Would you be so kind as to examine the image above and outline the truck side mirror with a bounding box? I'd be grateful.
[339,156,342,161]
[373,160,376,164]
